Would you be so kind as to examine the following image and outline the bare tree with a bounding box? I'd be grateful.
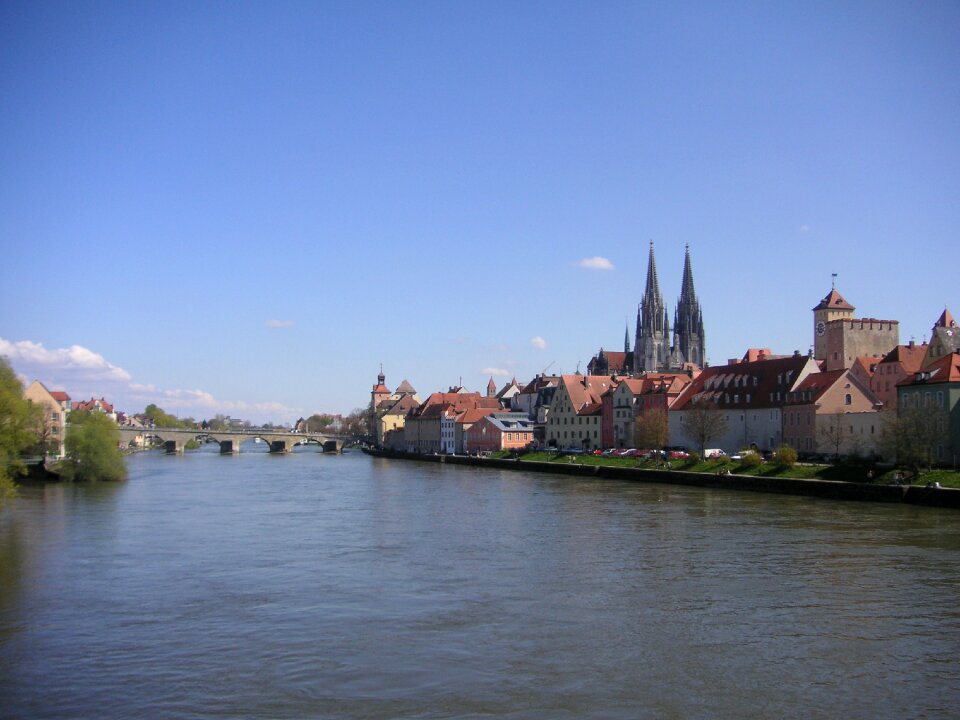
[879,406,941,476]
[342,407,371,437]
[634,409,668,451]
[682,401,729,457]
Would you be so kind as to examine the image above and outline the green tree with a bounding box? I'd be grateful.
[206,414,228,431]
[143,404,195,429]
[0,357,42,502]
[775,445,798,469]
[739,450,762,468]
[305,413,336,432]
[61,410,127,481]
[682,401,729,458]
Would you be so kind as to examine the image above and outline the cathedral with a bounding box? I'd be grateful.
[589,242,706,376]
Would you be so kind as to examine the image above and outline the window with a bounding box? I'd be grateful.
[844,394,852,405]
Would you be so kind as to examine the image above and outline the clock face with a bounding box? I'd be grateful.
[816,320,826,336]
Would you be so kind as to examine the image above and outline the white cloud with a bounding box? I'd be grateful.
[1,337,299,423]
[530,336,547,350]
[0,338,131,381]
[265,319,294,328]
[800,225,810,232]
[578,256,615,271]
[128,384,300,419]
[481,367,510,377]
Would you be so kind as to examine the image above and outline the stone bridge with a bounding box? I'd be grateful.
[117,427,347,455]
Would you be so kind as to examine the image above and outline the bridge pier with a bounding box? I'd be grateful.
[323,439,343,454]
[219,440,241,454]
[164,440,184,455]
[269,440,293,453]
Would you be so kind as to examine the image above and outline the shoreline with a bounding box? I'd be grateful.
[363,448,960,509]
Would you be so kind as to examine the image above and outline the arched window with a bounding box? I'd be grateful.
[844,394,852,405]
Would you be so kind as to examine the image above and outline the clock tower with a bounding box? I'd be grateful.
[812,286,855,361]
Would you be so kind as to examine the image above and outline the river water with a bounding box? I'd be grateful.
[1,448,958,719]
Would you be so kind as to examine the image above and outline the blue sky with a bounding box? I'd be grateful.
[2,1,958,423]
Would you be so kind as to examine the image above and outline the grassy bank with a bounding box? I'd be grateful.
[500,451,960,489]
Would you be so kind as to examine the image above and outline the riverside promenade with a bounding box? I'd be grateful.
[364,449,960,509]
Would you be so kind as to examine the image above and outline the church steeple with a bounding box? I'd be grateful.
[635,240,670,372]
[673,244,705,367]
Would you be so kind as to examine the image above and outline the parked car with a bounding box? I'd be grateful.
[669,450,689,459]
[705,449,726,459]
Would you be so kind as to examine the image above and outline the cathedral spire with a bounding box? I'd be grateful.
[673,244,705,368]
[635,240,669,372]
[680,244,696,302]
[644,240,662,300]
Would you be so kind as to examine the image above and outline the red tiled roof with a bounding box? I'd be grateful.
[812,289,854,312]
[73,397,114,413]
[879,343,928,374]
[672,354,818,411]
[413,391,495,416]
[934,308,956,329]
[744,348,772,362]
[580,402,602,416]
[561,374,615,412]
[598,350,629,371]
[850,357,877,377]
[519,375,559,394]
[50,391,71,402]
[786,369,846,404]
[905,351,960,385]
[617,374,691,397]
[456,408,497,424]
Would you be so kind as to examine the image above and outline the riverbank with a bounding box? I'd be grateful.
[364,448,960,509]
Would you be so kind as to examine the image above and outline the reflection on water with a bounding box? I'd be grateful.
[1,450,958,719]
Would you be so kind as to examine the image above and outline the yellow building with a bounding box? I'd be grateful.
[23,380,71,458]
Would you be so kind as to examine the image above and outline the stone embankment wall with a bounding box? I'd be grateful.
[365,449,959,509]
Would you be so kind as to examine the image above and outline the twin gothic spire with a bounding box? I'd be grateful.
[634,242,705,371]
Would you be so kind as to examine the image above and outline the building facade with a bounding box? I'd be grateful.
[23,380,70,458]
[813,287,899,371]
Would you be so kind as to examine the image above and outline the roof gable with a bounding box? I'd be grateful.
[813,289,854,312]
[673,355,819,410]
